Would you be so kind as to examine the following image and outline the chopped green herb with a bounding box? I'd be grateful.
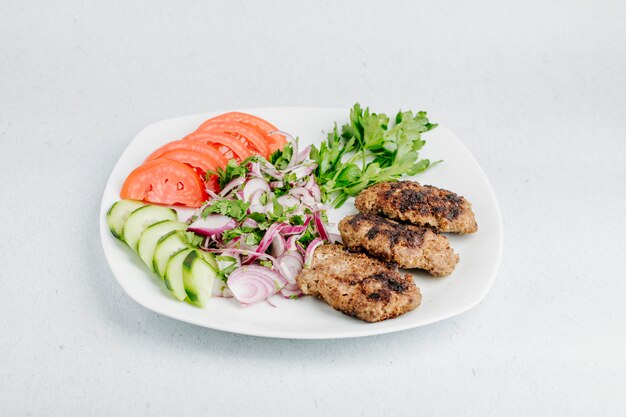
[202,199,250,221]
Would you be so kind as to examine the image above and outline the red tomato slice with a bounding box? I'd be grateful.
[145,139,228,168]
[183,130,252,162]
[197,121,269,158]
[156,149,217,174]
[199,112,287,154]
[205,174,220,194]
[120,159,207,207]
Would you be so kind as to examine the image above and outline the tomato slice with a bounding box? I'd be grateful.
[199,112,287,154]
[197,121,269,158]
[120,159,207,207]
[205,174,220,194]
[183,130,252,162]
[145,139,228,168]
[156,149,218,174]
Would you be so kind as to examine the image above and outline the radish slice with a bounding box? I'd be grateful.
[188,215,237,237]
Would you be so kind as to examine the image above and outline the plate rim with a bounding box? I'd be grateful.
[99,107,504,339]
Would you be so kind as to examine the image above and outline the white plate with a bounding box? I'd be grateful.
[100,107,503,339]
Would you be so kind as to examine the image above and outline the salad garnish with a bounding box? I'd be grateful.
[311,103,437,208]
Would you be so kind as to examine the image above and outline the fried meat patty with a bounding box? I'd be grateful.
[339,213,459,277]
[355,181,477,234]
[296,244,421,322]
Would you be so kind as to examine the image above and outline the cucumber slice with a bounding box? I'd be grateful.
[123,205,178,251]
[182,251,216,307]
[107,200,145,240]
[153,231,189,278]
[197,251,218,272]
[137,220,188,269]
[164,248,195,301]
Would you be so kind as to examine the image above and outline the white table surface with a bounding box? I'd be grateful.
[1,1,625,416]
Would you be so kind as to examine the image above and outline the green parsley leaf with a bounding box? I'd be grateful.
[311,103,437,208]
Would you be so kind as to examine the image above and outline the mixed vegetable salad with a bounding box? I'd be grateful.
[107,104,436,308]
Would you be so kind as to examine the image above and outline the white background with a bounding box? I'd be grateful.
[1,1,625,416]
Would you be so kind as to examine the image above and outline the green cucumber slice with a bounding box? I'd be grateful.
[137,220,188,269]
[153,231,189,278]
[183,251,216,307]
[107,200,145,240]
[197,251,218,272]
[164,248,195,301]
[122,205,178,251]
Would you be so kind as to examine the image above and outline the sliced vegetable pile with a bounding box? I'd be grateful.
[121,112,287,207]
[108,140,333,307]
[187,140,335,304]
[110,105,437,309]
[107,200,217,307]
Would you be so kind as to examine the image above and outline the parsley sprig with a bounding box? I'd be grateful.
[310,103,437,208]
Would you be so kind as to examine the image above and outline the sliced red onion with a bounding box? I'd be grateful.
[297,145,311,163]
[313,211,330,241]
[281,224,307,236]
[241,218,258,229]
[228,265,286,305]
[269,181,284,189]
[206,189,220,200]
[261,162,284,180]
[280,282,302,299]
[220,176,245,197]
[248,161,262,178]
[188,215,237,237]
[242,222,288,265]
[328,233,343,244]
[285,235,300,252]
[304,176,322,202]
[287,164,315,180]
[304,237,324,267]
[268,130,295,142]
[277,253,303,284]
[243,177,270,202]
[224,235,242,248]
[289,186,313,200]
[268,130,298,168]
[277,194,300,209]
[269,233,287,258]
[248,189,268,214]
